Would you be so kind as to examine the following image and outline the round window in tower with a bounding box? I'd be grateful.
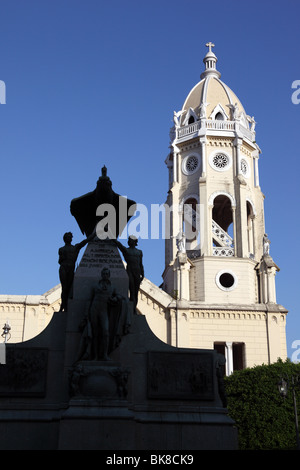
[240,158,250,178]
[215,269,238,292]
[182,154,200,175]
[209,151,232,172]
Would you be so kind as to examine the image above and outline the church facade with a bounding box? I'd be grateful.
[0,44,287,375]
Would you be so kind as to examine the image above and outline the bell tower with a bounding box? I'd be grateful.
[161,43,287,372]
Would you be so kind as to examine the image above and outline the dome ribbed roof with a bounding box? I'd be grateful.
[180,43,246,124]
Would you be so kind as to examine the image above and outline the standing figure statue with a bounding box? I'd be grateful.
[263,233,270,256]
[114,236,144,314]
[58,232,90,312]
[88,267,121,361]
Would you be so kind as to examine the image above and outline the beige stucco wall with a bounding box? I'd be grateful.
[0,285,61,343]
[137,278,288,370]
[189,256,258,304]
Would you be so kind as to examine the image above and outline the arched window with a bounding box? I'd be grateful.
[183,197,197,237]
[181,196,199,251]
[215,112,224,121]
[213,195,233,234]
[247,201,255,258]
[212,195,234,255]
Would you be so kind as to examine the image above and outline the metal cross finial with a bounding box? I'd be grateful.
[206,42,215,52]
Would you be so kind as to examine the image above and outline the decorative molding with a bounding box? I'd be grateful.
[207,136,233,147]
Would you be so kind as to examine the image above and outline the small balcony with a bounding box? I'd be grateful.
[175,119,254,142]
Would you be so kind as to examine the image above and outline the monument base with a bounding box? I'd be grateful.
[58,313,238,450]
[0,239,238,450]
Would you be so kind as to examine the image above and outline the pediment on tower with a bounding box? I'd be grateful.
[209,103,229,121]
[182,107,199,126]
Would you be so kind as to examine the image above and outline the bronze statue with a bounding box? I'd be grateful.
[70,166,136,238]
[88,267,122,361]
[58,232,89,312]
[114,236,144,313]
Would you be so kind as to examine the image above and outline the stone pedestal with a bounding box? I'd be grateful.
[73,240,129,300]
[69,360,130,399]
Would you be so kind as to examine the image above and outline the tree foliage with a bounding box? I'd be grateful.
[224,359,300,450]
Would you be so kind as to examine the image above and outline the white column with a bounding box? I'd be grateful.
[172,144,179,184]
[225,342,234,376]
[237,143,241,175]
[235,138,243,176]
[251,215,256,256]
[232,207,237,257]
[267,267,277,304]
[254,156,260,187]
[207,205,213,256]
[200,137,206,176]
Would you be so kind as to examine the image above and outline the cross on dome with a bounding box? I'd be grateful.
[206,42,215,53]
[201,42,221,79]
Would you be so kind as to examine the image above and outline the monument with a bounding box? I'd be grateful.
[0,167,237,450]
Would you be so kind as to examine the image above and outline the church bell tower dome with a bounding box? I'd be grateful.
[164,43,282,314]
[145,42,288,373]
[177,42,254,141]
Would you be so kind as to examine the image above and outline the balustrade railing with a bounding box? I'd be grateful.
[176,119,254,141]
[177,121,201,139]
[212,247,234,257]
[212,219,233,247]
[205,120,235,131]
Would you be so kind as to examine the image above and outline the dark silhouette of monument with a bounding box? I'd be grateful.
[58,232,89,312]
[70,165,136,238]
[0,166,237,450]
[114,236,144,313]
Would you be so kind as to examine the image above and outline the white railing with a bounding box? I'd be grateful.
[239,124,253,141]
[205,120,235,131]
[212,247,234,257]
[212,219,233,247]
[177,121,201,139]
[176,119,254,141]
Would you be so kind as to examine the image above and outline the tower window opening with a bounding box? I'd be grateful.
[212,195,233,233]
[216,269,238,291]
[212,195,234,255]
[183,197,197,236]
[182,197,200,251]
[247,201,255,257]
[215,112,224,121]
[219,272,234,288]
[188,116,195,124]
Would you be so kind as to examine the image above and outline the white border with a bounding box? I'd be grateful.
[215,269,238,292]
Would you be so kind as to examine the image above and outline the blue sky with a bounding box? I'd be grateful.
[0,0,299,359]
